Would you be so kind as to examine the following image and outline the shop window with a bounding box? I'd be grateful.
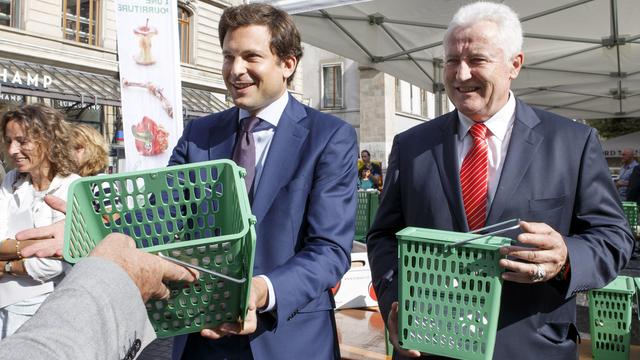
[0,0,20,28]
[321,63,343,109]
[178,5,192,63]
[62,0,101,46]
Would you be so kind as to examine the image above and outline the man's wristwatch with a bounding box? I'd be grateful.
[4,260,12,275]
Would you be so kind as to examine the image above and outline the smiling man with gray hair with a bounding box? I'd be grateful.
[367,2,634,359]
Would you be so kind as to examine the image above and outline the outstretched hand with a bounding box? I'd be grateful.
[386,302,422,358]
[89,233,199,302]
[200,276,269,338]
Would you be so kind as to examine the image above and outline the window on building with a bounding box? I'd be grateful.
[178,5,191,63]
[62,0,101,46]
[426,91,436,119]
[444,97,454,113]
[396,79,433,118]
[321,63,343,109]
[0,0,20,28]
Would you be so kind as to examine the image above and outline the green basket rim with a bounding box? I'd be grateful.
[592,275,637,295]
[396,227,512,250]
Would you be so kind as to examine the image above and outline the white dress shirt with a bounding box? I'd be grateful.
[237,90,290,312]
[0,170,79,309]
[457,92,516,209]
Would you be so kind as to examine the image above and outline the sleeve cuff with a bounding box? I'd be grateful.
[257,274,276,313]
[24,258,68,283]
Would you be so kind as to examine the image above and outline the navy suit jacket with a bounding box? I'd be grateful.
[367,99,634,359]
[170,94,357,359]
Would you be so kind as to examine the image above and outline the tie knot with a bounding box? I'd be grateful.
[240,117,261,132]
[469,123,488,140]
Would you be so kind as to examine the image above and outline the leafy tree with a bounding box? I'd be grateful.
[586,118,640,140]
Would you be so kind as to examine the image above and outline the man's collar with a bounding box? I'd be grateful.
[457,91,516,141]
[238,91,289,127]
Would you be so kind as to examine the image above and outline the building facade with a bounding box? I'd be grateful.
[0,0,303,171]
[300,43,452,170]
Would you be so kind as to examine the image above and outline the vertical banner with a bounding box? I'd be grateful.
[116,0,183,171]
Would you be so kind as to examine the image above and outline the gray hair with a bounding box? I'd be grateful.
[444,2,523,62]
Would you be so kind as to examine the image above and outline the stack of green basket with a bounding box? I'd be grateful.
[621,201,638,236]
[63,160,256,338]
[395,227,511,360]
[354,190,380,243]
[588,276,640,360]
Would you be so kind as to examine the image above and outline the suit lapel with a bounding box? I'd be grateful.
[252,96,309,221]
[208,108,239,160]
[433,112,467,231]
[486,100,543,225]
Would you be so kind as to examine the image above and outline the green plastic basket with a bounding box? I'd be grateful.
[588,276,640,360]
[396,227,511,360]
[63,160,256,338]
[354,190,379,243]
[621,201,638,235]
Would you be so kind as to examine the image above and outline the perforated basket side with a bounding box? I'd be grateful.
[588,276,635,360]
[147,222,256,338]
[355,191,371,242]
[354,191,380,243]
[622,202,638,236]
[65,178,112,262]
[64,161,251,260]
[145,162,256,337]
[396,228,509,360]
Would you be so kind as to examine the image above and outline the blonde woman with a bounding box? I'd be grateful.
[71,124,109,177]
[0,104,79,337]
[70,124,120,219]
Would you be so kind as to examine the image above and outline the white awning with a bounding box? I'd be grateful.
[255,0,640,119]
[0,58,228,117]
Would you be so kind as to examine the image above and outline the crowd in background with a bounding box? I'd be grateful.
[357,149,383,191]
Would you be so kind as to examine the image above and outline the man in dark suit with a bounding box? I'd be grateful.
[170,3,357,360]
[367,2,634,359]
